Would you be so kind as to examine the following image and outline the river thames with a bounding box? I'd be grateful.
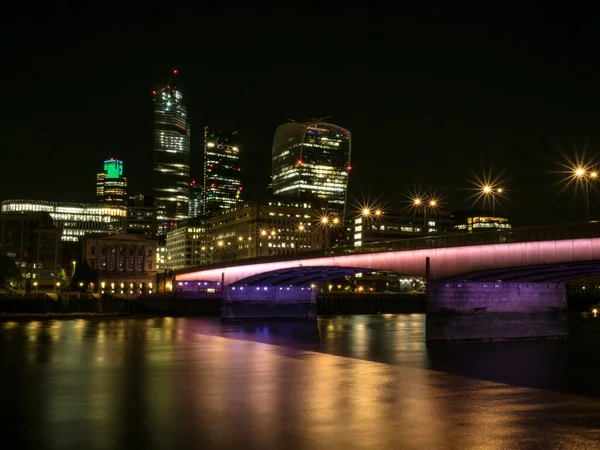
[1,314,600,449]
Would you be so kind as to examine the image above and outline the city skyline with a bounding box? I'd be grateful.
[3,6,600,226]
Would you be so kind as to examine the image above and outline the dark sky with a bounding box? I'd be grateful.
[2,5,600,226]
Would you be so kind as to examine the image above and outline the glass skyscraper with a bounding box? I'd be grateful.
[153,70,191,234]
[272,121,351,213]
[202,126,242,215]
[96,158,127,206]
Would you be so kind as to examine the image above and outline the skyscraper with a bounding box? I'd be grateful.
[96,158,127,206]
[153,69,191,235]
[272,121,351,215]
[202,126,242,215]
[188,180,203,218]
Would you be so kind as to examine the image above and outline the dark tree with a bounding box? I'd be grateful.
[0,252,20,293]
[69,258,97,291]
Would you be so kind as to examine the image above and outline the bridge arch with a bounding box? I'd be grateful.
[228,266,417,288]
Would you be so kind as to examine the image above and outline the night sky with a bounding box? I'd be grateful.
[2,5,600,226]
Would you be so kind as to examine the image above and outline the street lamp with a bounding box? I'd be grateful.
[411,197,426,234]
[33,281,38,295]
[572,165,597,220]
[481,184,504,216]
[423,198,439,235]
[318,214,341,248]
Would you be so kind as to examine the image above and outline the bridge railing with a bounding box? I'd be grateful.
[321,221,600,257]
[177,221,600,274]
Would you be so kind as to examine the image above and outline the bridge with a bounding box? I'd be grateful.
[176,222,600,342]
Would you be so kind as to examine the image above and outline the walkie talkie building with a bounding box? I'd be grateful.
[272,121,351,213]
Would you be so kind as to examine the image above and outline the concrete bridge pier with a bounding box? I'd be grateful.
[426,281,568,342]
[221,286,317,319]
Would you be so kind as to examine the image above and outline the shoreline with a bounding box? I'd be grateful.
[0,312,136,321]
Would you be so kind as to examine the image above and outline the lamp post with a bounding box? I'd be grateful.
[296,223,306,253]
[481,185,504,217]
[424,199,437,235]
[258,228,277,256]
[573,166,597,220]
[412,198,424,235]
[320,215,330,248]
[318,214,341,248]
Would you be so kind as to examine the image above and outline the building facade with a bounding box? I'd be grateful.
[96,158,127,206]
[165,216,212,271]
[352,209,457,247]
[83,233,158,296]
[1,200,127,242]
[202,126,242,216]
[272,121,351,215]
[209,196,330,264]
[451,211,512,232]
[188,180,203,218]
[0,213,62,291]
[127,194,155,235]
[153,70,191,234]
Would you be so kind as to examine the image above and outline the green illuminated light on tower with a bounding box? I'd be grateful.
[104,159,123,179]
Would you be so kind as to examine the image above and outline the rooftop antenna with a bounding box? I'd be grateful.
[167,68,179,87]
[306,116,332,123]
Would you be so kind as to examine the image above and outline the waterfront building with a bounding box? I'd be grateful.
[82,233,157,296]
[272,121,351,216]
[209,196,330,264]
[451,211,512,232]
[153,69,191,234]
[353,209,457,247]
[202,126,242,216]
[165,216,212,270]
[96,158,127,206]
[0,212,62,291]
[1,200,127,242]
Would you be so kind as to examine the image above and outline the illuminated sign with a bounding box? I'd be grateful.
[104,159,123,179]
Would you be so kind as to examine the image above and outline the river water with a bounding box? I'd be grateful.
[1,314,600,449]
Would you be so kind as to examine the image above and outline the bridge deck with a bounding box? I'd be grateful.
[177,221,600,275]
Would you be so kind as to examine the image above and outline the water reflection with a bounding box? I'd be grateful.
[2,316,600,449]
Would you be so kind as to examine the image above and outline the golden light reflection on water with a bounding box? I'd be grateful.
[3,317,600,448]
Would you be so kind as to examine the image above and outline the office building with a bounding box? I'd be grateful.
[188,180,203,218]
[210,196,331,264]
[83,233,158,296]
[153,69,191,234]
[451,211,512,232]
[1,200,127,242]
[352,208,457,247]
[96,158,127,206]
[0,212,62,291]
[202,126,242,216]
[272,120,351,215]
[127,194,155,235]
[165,216,212,270]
